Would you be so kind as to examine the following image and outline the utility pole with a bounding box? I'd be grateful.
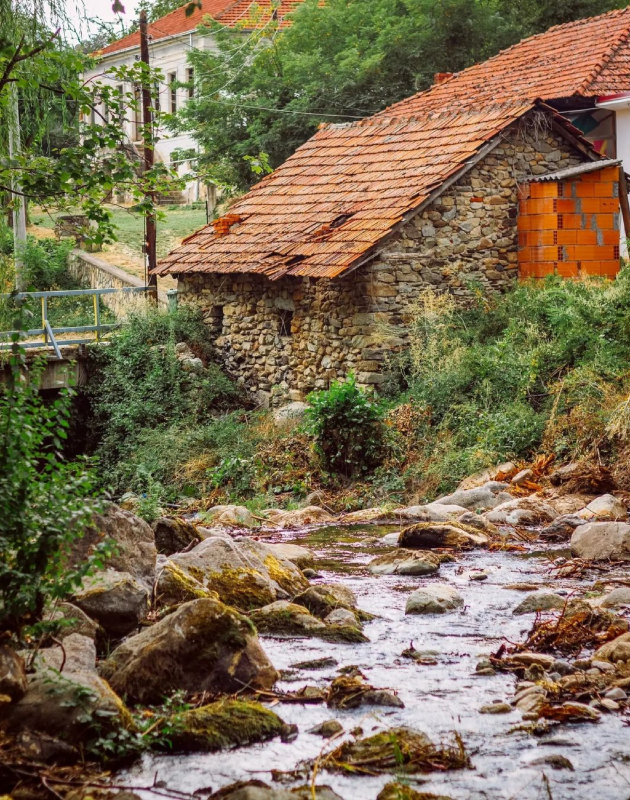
[8,82,27,292]
[139,9,157,300]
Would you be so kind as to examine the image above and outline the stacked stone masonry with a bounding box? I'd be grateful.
[178,116,589,405]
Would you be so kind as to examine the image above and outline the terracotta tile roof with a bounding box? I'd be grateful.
[96,0,303,57]
[156,7,630,280]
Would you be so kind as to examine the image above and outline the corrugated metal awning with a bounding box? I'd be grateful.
[528,158,621,182]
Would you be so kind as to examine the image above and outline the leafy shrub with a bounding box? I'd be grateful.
[306,374,385,477]
[0,336,108,639]
[88,306,239,496]
[395,271,630,498]
[22,237,75,291]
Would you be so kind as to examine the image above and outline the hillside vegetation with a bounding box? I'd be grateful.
[87,270,630,516]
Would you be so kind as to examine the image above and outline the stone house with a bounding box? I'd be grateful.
[84,0,304,204]
[154,9,630,404]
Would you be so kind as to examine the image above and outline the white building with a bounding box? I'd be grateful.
[84,0,303,204]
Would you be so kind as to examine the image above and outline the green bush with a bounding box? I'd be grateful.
[88,306,239,496]
[306,374,385,477]
[396,271,630,498]
[0,336,108,639]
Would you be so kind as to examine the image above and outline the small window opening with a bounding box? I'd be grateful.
[278,308,293,337]
[187,67,194,99]
[169,72,177,113]
[211,305,224,336]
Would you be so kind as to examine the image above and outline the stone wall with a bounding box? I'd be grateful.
[68,250,169,316]
[178,115,588,405]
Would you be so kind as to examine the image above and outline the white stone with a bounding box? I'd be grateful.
[571,522,630,561]
[405,584,464,615]
[577,494,627,521]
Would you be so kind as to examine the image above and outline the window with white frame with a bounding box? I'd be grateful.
[169,72,177,113]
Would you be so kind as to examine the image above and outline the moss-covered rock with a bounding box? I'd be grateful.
[156,561,218,607]
[206,782,343,799]
[377,783,454,800]
[100,598,278,704]
[250,601,368,643]
[153,517,200,555]
[398,522,488,550]
[293,584,371,623]
[72,570,149,637]
[167,699,285,751]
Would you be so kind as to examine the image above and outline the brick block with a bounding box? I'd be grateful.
[519,262,535,278]
[562,214,582,229]
[575,245,600,261]
[530,246,559,262]
[556,199,576,213]
[596,214,616,229]
[600,198,619,213]
[517,215,531,231]
[525,198,556,214]
[530,182,559,199]
[519,246,531,262]
[581,170,601,181]
[562,245,576,261]
[600,260,621,277]
[580,261,601,276]
[593,182,615,197]
[577,230,597,245]
[575,182,595,197]
[580,198,602,214]
[530,214,560,230]
[556,230,577,245]
[599,166,621,181]
[557,262,579,277]
[601,230,620,245]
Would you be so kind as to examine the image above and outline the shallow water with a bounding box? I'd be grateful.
[123,524,630,799]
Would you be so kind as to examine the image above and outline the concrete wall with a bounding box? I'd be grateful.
[68,250,168,316]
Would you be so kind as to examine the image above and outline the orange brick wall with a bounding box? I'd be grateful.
[517,166,620,279]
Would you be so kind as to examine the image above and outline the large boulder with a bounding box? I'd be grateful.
[71,503,157,589]
[167,699,286,752]
[405,584,464,615]
[485,496,558,526]
[577,494,627,522]
[263,542,315,569]
[513,592,566,615]
[571,522,630,561]
[100,599,278,704]
[393,503,468,522]
[43,601,100,641]
[155,560,218,607]
[204,505,258,529]
[593,632,630,663]
[73,570,149,637]
[601,588,630,609]
[293,584,359,619]
[0,665,131,745]
[368,549,441,576]
[153,516,200,555]
[168,537,308,610]
[398,522,488,550]
[0,646,27,702]
[435,481,512,511]
[37,634,97,674]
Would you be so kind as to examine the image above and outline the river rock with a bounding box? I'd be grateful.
[167,699,286,752]
[458,511,499,534]
[71,503,157,588]
[263,543,315,568]
[250,601,326,635]
[153,516,200,555]
[368,549,441,575]
[0,665,130,744]
[37,634,97,674]
[324,608,360,628]
[594,632,630,663]
[293,584,358,618]
[270,506,334,528]
[0,646,27,702]
[168,536,308,610]
[457,462,517,490]
[435,481,512,511]
[310,719,343,738]
[44,601,100,641]
[512,469,533,486]
[405,584,464,615]
[337,507,400,524]
[508,652,556,668]
[577,494,627,521]
[204,505,258,528]
[480,702,512,714]
[399,522,488,550]
[73,570,149,637]
[540,515,584,540]
[486,496,558,526]
[513,592,566,615]
[100,598,278,703]
[571,522,630,561]
[155,560,218,607]
[601,588,630,608]
[394,503,468,522]
[207,783,343,800]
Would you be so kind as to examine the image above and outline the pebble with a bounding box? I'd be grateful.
[302,568,322,579]
[605,687,627,701]
[469,571,488,581]
[309,720,343,738]
[600,698,620,711]
[573,658,591,670]
[592,659,615,673]
[479,702,512,714]
[529,754,574,771]
[551,659,574,676]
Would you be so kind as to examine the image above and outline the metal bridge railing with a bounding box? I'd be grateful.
[0,286,153,358]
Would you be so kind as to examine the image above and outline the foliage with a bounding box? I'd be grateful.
[179,0,623,188]
[0,327,108,639]
[392,272,630,498]
[87,307,238,496]
[305,374,385,477]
